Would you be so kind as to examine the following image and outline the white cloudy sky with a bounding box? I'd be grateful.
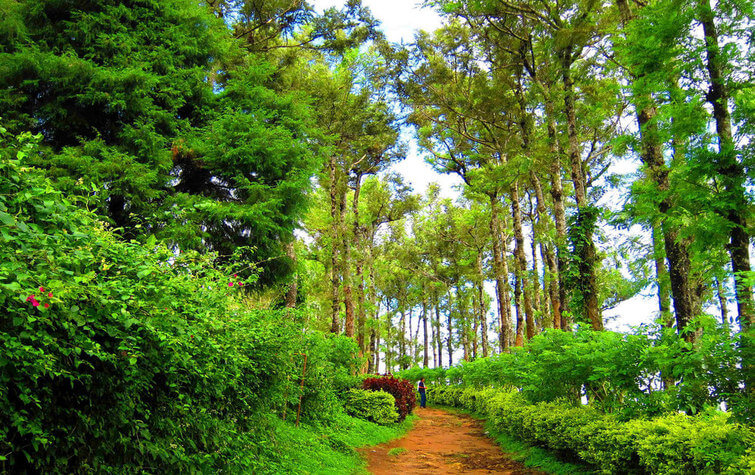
[310,0,663,332]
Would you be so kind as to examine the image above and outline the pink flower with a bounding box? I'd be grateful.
[233,274,238,278]
[240,282,244,286]
[48,292,53,298]
[26,294,35,302]
[39,286,44,292]
[228,282,234,287]
[31,299,40,307]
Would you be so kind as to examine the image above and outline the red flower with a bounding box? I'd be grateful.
[39,286,44,292]
[48,292,53,298]
[233,274,238,278]
[26,294,35,302]
[31,299,40,307]
[44,303,50,309]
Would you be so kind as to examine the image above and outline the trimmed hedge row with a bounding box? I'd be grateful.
[429,386,754,474]
[342,389,399,425]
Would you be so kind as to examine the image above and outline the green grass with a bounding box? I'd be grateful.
[259,412,417,474]
[387,447,408,457]
[430,404,594,475]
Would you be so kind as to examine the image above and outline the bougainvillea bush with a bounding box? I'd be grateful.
[0,129,361,472]
[362,375,416,421]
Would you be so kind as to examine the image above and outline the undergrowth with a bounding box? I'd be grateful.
[261,412,416,474]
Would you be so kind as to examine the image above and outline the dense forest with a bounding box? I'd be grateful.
[0,0,753,472]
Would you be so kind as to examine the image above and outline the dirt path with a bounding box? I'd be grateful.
[361,407,545,474]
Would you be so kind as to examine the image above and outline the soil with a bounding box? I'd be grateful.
[361,407,546,474]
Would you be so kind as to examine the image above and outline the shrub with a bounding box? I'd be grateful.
[428,385,754,474]
[362,376,416,421]
[342,389,399,425]
[0,130,355,472]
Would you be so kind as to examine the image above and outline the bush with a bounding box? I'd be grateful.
[0,130,356,472]
[428,386,754,474]
[342,389,399,425]
[362,375,416,421]
[421,327,751,421]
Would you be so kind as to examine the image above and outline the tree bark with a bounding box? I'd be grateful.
[423,299,429,367]
[512,183,534,341]
[698,0,754,330]
[652,222,673,327]
[329,155,341,334]
[490,193,513,350]
[284,239,298,309]
[715,277,730,328]
[447,305,454,366]
[341,185,355,337]
[559,44,602,331]
[352,173,367,350]
[616,0,698,340]
[476,252,489,357]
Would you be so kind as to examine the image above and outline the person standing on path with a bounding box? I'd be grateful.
[417,377,426,408]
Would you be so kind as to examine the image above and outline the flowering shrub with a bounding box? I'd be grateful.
[0,129,354,472]
[362,375,416,421]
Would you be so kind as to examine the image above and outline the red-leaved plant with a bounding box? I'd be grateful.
[362,375,416,421]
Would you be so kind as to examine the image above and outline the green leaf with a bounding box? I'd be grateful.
[0,212,15,226]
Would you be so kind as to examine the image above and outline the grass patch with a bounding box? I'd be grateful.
[429,404,594,475]
[388,447,408,457]
[260,412,417,474]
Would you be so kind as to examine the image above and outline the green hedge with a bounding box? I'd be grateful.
[429,386,754,474]
[343,389,399,425]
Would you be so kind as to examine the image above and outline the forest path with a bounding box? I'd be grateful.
[361,407,545,474]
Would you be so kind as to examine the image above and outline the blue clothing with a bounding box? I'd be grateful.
[417,380,426,408]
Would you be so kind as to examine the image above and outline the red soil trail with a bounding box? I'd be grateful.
[361,407,545,474]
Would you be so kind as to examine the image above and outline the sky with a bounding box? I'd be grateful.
[310,0,664,334]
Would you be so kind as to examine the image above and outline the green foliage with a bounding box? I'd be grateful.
[429,386,754,474]
[343,389,399,425]
[0,128,370,471]
[248,412,416,474]
[412,327,751,420]
[363,375,416,421]
[0,0,322,285]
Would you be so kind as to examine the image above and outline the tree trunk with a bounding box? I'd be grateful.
[399,310,406,370]
[500,216,514,348]
[715,277,730,328]
[352,173,367,350]
[435,296,443,367]
[476,252,489,357]
[559,45,602,331]
[615,0,698,340]
[284,239,298,309]
[423,299,429,367]
[512,183,534,341]
[651,222,673,326]
[341,185,355,337]
[490,194,513,350]
[447,306,454,367]
[329,155,341,334]
[698,0,754,330]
